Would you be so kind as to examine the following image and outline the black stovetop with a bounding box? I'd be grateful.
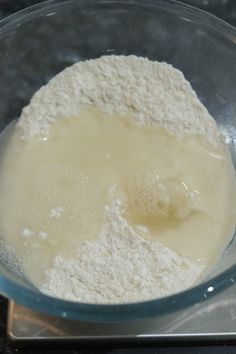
[1,0,236,353]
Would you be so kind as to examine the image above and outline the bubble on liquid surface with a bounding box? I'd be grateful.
[127,166,201,220]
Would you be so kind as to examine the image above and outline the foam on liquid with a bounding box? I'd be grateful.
[0,108,235,284]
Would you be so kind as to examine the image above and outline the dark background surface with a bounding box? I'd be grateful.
[0,0,236,353]
[0,0,235,26]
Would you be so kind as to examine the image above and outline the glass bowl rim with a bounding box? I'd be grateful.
[0,0,236,322]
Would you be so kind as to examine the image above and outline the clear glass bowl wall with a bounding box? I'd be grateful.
[0,0,236,323]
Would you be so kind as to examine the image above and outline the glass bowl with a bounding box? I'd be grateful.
[0,0,236,324]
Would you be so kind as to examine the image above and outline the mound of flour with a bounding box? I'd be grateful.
[18,55,220,303]
[19,55,221,145]
[41,200,204,303]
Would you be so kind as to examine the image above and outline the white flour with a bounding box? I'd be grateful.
[41,200,204,303]
[19,55,221,145]
[18,55,221,303]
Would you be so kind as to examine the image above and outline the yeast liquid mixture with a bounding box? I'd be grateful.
[0,108,235,284]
